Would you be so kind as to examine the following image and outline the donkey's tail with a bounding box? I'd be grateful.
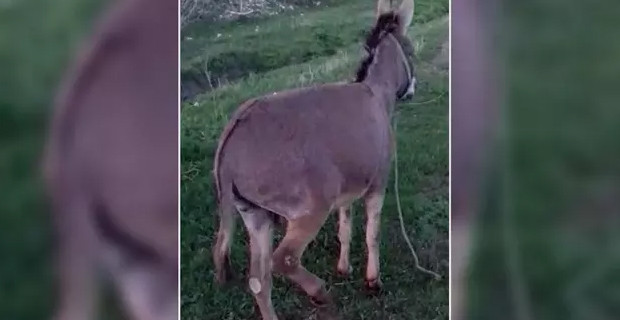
[212,173,237,285]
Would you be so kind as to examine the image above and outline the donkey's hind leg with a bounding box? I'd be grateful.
[273,211,332,305]
[238,209,277,320]
[95,205,178,320]
[363,192,385,290]
[108,260,178,320]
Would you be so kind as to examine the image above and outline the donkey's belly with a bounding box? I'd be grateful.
[248,185,367,220]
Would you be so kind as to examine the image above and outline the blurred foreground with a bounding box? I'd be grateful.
[452,0,620,319]
[1,0,178,319]
[0,0,103,317]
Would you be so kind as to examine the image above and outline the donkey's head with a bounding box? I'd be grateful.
[356,0,417,100]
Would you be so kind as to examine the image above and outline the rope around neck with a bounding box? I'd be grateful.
[387,33,414,99]
[392,118,442,280]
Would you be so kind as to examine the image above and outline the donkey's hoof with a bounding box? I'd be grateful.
[364,277,383,292]
[336,264,352,277]
[310,287,333,306]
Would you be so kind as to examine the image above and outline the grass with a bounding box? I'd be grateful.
[468,0,620,319]
[180,0,448,100]
[180,0,449,319]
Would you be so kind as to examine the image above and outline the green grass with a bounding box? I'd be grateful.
[468,0,620,319]
[180,0,448,100]
[180,1,449,319]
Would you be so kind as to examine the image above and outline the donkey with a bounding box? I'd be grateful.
[211,0,417,318]
[43,0,178,319]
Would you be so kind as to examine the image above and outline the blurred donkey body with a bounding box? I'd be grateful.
[451,0,497,318]
[42,0,178,319]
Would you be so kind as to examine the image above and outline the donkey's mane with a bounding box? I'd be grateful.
[355,12,401,83]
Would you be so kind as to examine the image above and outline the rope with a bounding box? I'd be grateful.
[392,118,442,280]
[408,91,447,106]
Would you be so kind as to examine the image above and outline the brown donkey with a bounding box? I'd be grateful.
[43,0,178,319]
[212,0,417,318]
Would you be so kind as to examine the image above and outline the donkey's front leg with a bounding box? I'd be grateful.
[337,206,353,276]
[364,192,385,290]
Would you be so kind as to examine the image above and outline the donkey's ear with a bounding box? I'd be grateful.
[376,0,391,19]
[396,0,415,34]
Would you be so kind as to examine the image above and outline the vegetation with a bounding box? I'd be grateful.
[181,0,449,318]
[181,0,342,27]
[469,0,620,319]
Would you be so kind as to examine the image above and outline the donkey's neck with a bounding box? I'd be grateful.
[362,39,405,113]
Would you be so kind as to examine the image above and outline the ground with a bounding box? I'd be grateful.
[180,0,449,319]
